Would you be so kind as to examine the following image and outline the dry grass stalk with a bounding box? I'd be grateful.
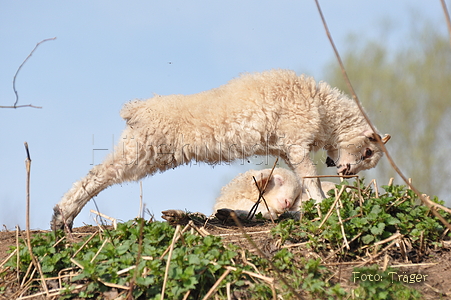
[0,248,17,271]
[229,211,303,300]
[90,238,109,263]
[281,242,310,249]
[423,195,451,215]
[20,262,34,288]
[16,225,20,282]
[138,181,144,218]
[322,261,363,266]
[324,232,363,262]
[318,185,345,229]
[158,222,194,260]
[358,239,398,267]
[222,265,274,284]
[364,179,379,198]
[373,231,402,247]
[201,268,232,300]
[161,225,181,300]
[23,142,49,297]
[314,0,451,232]
[388,178,394,186]
[58,267,79,289]
[335,196,350,250]
[382,253,389,271]
[248,157,279,221]
[72,231,99,258]
[218,230,271,237]
[188,220,210,236]
[90,209,118,229]
[182,290,191,300]
[99,278,130,290]
[390,262,438,268]
[127,218,146,300]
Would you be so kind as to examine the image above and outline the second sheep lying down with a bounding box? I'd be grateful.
[213,168,336,220]
[161,168,336,223]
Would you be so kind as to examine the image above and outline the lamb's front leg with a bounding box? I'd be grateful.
[51,131,153,230]
[283,147,326,203]
[51,153,120,230]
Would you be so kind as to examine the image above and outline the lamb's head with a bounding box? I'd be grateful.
[326,131,391,176]
[255,169,302,214]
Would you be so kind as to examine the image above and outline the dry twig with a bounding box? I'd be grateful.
[23,142,49,296]
[161,225,181,300]
[1,37,56,109]
[313,0,451,231]
[248,157,279,221]
[440,0,451,48]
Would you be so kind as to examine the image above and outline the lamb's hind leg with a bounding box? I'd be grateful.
[51,132,153,230]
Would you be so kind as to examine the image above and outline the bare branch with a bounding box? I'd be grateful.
[6,37,56,109]
[0,104,42,109]
[440,0,451,48]
[313,0,451,231]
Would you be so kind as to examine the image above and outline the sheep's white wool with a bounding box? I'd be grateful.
[214,168,336,219]
[51,69,389,229]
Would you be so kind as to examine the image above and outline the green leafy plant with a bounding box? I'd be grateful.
[4,181,447,299]
[272,179,449,258]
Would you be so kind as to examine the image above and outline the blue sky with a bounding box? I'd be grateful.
[0,1,447,230]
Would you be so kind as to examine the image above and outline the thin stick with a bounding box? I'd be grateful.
[139,181,143,218]
[72,231,99,258]
[222,265,274,284]
[357,239,398,267]
[23,142,49,296]
[0,248,17,270]
[10,37,56,108]
[90,238,109,263]
[335,196,349,250]
[313,0,451,231]
[230,212,304,300]
[90,209,117,229]
[218,230,271,237]
[248,158,279,220]
[318,185,345,229]
[390,262,438,268]
[251,176,275,223]
[161,225,181,300]
[201,268,232,300]
[441,0,451,48]
[127,218,146,300]
[16,226,20,282]
[159,222,192,260]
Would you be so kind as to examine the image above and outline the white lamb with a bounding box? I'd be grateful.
[51,69,390,230]
[214,168,337,220]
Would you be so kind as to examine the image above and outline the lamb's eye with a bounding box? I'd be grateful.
[364,148,373,159]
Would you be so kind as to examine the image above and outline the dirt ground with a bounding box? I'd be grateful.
[1,220,451,299]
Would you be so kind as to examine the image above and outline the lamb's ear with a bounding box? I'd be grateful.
[255,173,282,192]
[272,174,284,186]
[382,134,391,144]
[362,130,381,142]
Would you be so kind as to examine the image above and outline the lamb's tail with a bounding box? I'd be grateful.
[120,100,143,121]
